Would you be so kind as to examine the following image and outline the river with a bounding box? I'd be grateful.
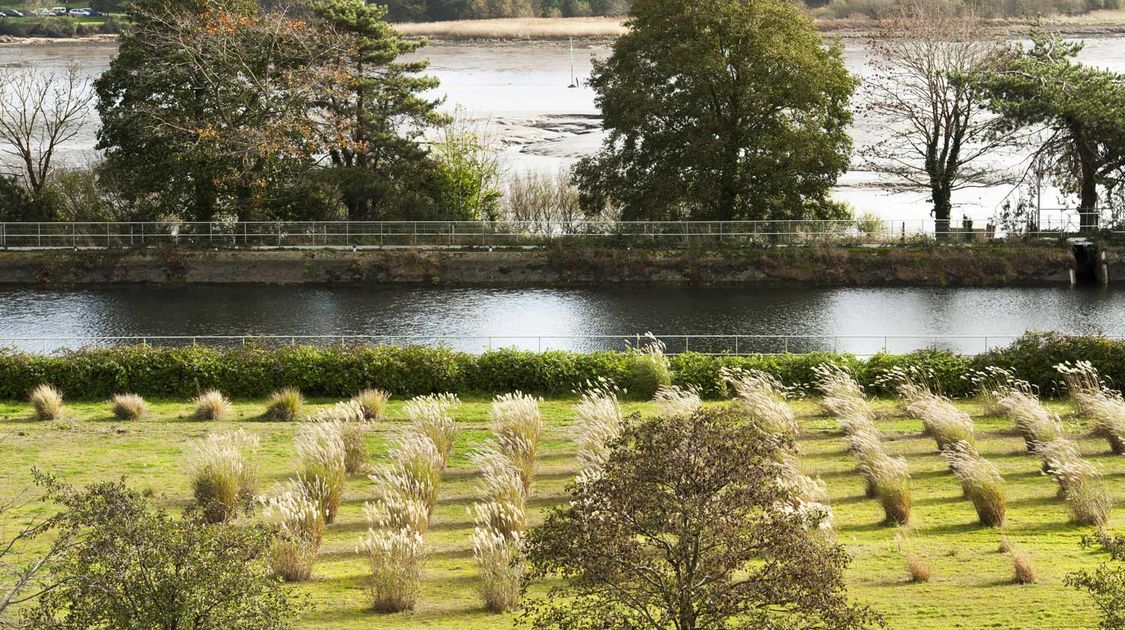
[3,36,1125,226]
[1,285,1122,355]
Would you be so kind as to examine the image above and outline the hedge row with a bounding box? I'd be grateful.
[0,333,1118,401]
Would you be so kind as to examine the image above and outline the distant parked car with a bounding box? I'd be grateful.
[2,9,24,17]
[70,8,91,16]
[50,7,68,16]
[32,8,53,16]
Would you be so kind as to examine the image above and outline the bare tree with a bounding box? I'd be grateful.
[0,65,94,197]
[862,3,1005,238]
[0,470,72,627]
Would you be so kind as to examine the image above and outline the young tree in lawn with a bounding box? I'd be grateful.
[965,31,1125,231]
[523,408,883,630]
[863,4,1006,239]
[573,0,856,222]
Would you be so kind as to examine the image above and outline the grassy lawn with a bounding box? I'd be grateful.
[0,395,1119,629]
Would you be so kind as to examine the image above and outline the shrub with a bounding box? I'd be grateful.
[1012,550,1038,584]
[193,390,233,421]
[264,387,304,421]
[472,528,524,613]
[26,475,296,629]
[29,384,64,421]
[110,393,147,420]
[943,443,1007,527]
[295,422,347,524]
[904,551,931,583]
[185,430,259,524]
[260,480,326,582]
[312,400,370,474]
[353,388,391,421]
[359,526,425,613]
[652,385,703,417]
[403,393,461,469]
[573,379,625,475]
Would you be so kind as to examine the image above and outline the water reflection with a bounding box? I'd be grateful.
[0,285,1121,355]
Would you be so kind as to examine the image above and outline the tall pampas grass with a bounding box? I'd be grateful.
[260,480,327,582]
[186,429,259,523]
[1056,361,1125,454]
[312,400,371,474]
[1001,390,1064,452]
[652,385,702,417]
[813,363,870,419]
[942,442,1007,527]
[295,421,347,524]
[910,396,976,451]
[359,526,425,613]
[722,367,798,440]
[968,366,1022,417]
[573,380,624,475]
[370,432,445,519]
[482,392,544,493]
[472,528,524,613]
[403,393,461,469]
[29,384,64,421]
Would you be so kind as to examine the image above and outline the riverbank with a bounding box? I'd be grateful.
[392,14,1125,41]
[0,244,1079,287]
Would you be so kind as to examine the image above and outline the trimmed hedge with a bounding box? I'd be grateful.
[0,333,1117,401]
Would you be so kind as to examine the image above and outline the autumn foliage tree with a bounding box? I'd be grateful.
[523,408,883,630]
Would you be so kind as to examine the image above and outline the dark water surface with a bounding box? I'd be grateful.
[1,285,1123,355]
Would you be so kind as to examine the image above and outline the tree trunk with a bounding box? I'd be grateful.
[1080,172,1099,232]
[932,182,953,241]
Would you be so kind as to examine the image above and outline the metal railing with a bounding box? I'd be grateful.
[0,333,1066,357]
[0,213,1117,250]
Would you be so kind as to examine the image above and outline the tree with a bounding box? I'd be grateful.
[0,66,94,199]
[95,0,345,220]
[965,31,1125,231]
[25,475,295,629]
[572,0,856,222]
[0,475,71,627]
[523,408,882,630]
[430,112,503,220]
[310,0,448,219]
[863,3,1005,238]
[1067,531,1125,630]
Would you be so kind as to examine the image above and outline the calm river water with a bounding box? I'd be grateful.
[1,285,1122,355]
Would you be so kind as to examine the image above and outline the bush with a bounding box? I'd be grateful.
[110,393,147,420]
[193,390,233,421]
[27,475,295,628]
[621,338,672,401]
[263,387,304,421]
[1012,550,1038,584]
[29,384,64,421]
[6,334,1125,402]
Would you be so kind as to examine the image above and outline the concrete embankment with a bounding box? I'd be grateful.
[0,245,1085,287]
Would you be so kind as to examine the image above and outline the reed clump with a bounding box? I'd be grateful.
[403,393,461,470]
[573,379,624,477]
[353,388,391,421]
[652,384,703,417]
[264,387,305,421]
[192,389,233,421]
[722,367,798,441]
[110,393,147,420]
[312,400,371,474]
[1057,361,1125,454]
[29,384,64,421]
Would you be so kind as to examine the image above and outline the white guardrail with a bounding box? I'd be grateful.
[0,212,1116,249]
[0,334,1085,357]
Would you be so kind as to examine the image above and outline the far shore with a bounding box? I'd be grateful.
[5,12,1125,46]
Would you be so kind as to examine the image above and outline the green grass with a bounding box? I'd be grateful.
[0,396,1119,629]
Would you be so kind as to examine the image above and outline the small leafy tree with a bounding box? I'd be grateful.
[1068,531,1125,630]
[523,408,882,630]
[965,31,1125,231]
[573,0,856,222]
[25,474,296,629]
